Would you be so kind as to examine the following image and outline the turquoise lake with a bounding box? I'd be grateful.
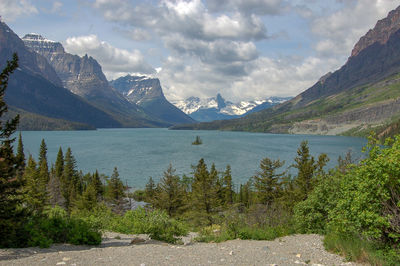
[19,128,367,190]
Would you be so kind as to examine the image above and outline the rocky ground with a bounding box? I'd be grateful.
[0,233,364,266]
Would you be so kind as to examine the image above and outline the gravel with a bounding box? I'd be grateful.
[0,233,365,266]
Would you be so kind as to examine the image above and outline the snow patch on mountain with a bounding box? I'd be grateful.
[173,95,288,116]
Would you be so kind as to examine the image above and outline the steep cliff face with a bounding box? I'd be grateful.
[0,25,62,87]
[0,24,122,129]
[110,75,194,125]
[22,34,122,99]
[351,5,400,58]
[22,34,168,127]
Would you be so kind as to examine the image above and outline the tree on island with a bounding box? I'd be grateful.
[192,135,202,145]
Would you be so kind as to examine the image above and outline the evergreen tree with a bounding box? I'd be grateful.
[0,53,28,247]
[253,157,285,205]
[91,170,104,200]
[105,167,125,212]
[55,147,64,179]
[23,156,47,214]
[15,132,25,178]
[223,165,234,205]
[292,141,328,201]
[239,181,252,208]
[62,147,81,210]
[191,159,218,225]
[16,132,25,168]
[153,164,185,216]
[48,166,64,207]
[38,139,49,184]
[76,182,98,211]
[145,176,156,201]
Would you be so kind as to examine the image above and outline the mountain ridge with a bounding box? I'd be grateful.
[22,33,170,128]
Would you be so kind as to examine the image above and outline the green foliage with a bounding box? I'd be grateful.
[292,141,328,201]
[25,206,101,248]
[253,157,285,205]
[294,135,400,264]
[191,158,220,225]
[23,155,48,214]
[105,167,126,212]
[0,53,28,248]
[324,233,400,266]
[152,164,185,217]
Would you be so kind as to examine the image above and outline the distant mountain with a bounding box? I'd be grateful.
[173,94,290,122]
[172,5,400,136]
[22,34,168,128]
[0,22,121,129]
[110,75,194,125]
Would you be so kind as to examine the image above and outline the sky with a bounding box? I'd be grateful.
[0,0,399,102]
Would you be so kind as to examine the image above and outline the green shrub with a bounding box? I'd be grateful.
[324,233,400,266]
[25,206,101,248]
[144,209,188,243]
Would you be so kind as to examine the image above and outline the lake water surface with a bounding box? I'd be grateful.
[19,128,367,189]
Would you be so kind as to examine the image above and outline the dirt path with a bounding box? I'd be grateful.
[0,233,364,266]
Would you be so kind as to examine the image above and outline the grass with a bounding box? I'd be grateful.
[195,224,293,243]
[324,233,400,266]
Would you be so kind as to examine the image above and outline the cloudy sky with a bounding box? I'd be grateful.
[1,0,398,101]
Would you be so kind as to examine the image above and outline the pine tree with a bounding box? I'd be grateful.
[153,164,185,217]
[91,170,104,200]
[38,139,49,184]
[145,176,156,201]
[76,182,98,211]
[253,157,285,205]
[55,147,64,178]
[16,132,25,168]
[292,141,328,201]
[62,147,81,210]
[0,53,28,247]
[191,158,218,225]
[105,167,125,213]
[223,165,234,205]
[23,156,47,214]
[48,166,64,207]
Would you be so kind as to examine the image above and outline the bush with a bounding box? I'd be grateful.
[324,233,400,266]
[25,206,101,248]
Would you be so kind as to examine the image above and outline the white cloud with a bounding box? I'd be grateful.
[310,0,399,60]
[64,34,155,80]
[0,0,38,22]
[89,0,400,102]
[206,0,287,15]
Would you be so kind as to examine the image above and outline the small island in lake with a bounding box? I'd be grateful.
[192,136,202,145]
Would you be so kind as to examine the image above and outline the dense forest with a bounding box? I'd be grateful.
[1,55,399,265]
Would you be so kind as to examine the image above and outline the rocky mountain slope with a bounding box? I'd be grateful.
[173,94,290,122]
[0,22,122,130]
[172,5,400,135]
[22,34,168,128]
[110,75,194,124]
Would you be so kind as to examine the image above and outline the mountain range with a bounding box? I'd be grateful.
[172,94,291,122]
[172,5,400,138]
[0,22,197,130]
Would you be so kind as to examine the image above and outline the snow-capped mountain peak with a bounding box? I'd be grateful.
[172,94,292,122]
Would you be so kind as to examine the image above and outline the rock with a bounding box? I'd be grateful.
[56,262,66,265]
[229,250,234,255]
[130,237,146,245]
[296,253,301,258]
[62,257,71,261]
